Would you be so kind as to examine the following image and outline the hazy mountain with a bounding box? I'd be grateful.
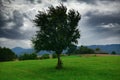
[12,44,120,55]
[12,47,54,56]
[12,47,34,55]
[87,44,120,54]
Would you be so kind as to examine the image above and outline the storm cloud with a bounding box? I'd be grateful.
[0,9,30,39]
[83,0,120,40]
[0,0,120,48]
[0,0,37,40]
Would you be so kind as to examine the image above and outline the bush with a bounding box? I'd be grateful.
[61,54,66,57]
[52,53,65,58]
[100,52,108,54]
[52,53,57,58]
[74,46,94,54]
[0,47,16,62]
[41,54,49,59]
[19,53,37,60]
[111,51,116,55]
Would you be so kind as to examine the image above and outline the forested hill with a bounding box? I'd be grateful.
[87,44,120,54]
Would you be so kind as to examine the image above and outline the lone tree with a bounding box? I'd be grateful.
[32,4,81,69]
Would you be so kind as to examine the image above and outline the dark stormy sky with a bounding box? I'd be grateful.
[0,0,120,48]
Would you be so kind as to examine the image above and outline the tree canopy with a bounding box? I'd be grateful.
[0,47,16,61]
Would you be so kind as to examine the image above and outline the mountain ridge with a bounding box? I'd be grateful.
[87,44,120,54]
[12,44,120,55]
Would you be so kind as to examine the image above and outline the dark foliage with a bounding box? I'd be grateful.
[0,47,16,61]
[32,4,81,69]
[41,54,49,59]
[67,44,77,55]
[75,45,94,54]
[19,53,37,60]
[111,51,116,55]
[52,53,57,58]
[95,48,100,51]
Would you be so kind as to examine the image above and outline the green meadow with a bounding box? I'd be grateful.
[0,56,120,80]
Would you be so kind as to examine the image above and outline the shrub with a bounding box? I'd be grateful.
[41,54,49,59]
[19,53,37,60]
[52,53,57,58]
[74,46,94,54]
[100,52,108,54]
[111,51,116,55]
[61,54,66,57]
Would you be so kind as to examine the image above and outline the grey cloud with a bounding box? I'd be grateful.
[0,29,23,39]
[23,12,34,21]
[0,2,11,29]
[0,10,27,39]
[61,0,67,2]
[4,0,13,3]
[83,2,120,40]
[77,0,96,4]
[85,13,120,39]
[27,0,34,3]
[77,0,120,4]
[13,10,24,27]
[0,0,120,48]
[0,0,37,40]
[97,23,120,35]
[26,0,41,4]
[0,13,6,27]
[86,12,120,26]
[37,0,41,3]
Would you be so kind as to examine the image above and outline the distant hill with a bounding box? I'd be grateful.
[87,44,120,54]
[12,44,120,55]
[12,47,34,55]
[12,47,54,56]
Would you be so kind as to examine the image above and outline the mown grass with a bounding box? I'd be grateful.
[0,55,120,80]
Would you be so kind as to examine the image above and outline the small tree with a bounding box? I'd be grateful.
[0,47,16,61]
[111,51,116,55]
[95,48,100,51]
[94,48,100,54]
[32,4,81,69]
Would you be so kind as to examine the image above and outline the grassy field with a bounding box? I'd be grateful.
[0,55,120,80]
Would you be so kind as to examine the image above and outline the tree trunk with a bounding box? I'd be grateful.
[56,53,62,69]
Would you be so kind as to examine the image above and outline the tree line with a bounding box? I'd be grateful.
[1,45,116,62]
